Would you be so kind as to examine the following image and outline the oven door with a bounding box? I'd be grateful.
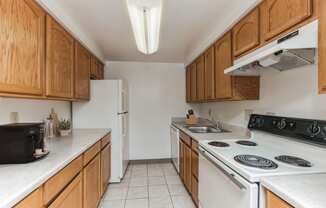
[199,147,258,208]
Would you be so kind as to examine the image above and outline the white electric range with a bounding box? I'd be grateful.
[198,114,326,208]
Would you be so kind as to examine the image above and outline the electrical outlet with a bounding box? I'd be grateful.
[10,112,19,123]
[208,108,212,117]
[244,109,254,122]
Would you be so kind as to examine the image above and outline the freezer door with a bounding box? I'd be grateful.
[118,80,128,113]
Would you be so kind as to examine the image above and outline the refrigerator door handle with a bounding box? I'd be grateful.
[118,111,128,115]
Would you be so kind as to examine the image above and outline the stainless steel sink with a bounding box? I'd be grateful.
[186,126,230,134]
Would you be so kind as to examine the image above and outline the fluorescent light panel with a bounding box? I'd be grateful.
[127,0,162,55]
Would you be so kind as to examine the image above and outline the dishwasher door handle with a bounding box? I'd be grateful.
[199,148,247,191]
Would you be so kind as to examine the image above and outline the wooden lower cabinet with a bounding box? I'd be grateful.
[191,149,199,207]
[191,175,199,207]
[179,141,185,181]
[48,174,83,208]
[184,144,192,191]
[100,143,111,196]
[83,154,101,208]
[14,188,43,208]
[179,132,199,207]
[266,190,293,208]
[43,156,83,205]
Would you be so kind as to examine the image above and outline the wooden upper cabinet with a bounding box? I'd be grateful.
[75,42,91,100]
[0,0,45,96]
[215,32,233,99]
[46,16,74,99]
[90,56,104,80]
[204,47,215,100]
[232,7,260,57]
[261,0,313,41]
[196,56,205,102]
[319,0,326,94]
[266,190,293,208]
[190,63,197,102]
[186,66,191,102]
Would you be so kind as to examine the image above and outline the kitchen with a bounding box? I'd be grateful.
[1,0,326,208]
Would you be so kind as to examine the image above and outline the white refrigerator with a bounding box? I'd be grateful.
[73,80,129,183]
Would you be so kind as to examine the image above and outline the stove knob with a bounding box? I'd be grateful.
[277,119,287,130]
[288,121,296,130]
[308,121,321,137]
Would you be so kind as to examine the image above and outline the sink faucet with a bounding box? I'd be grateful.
[211,117,222,130]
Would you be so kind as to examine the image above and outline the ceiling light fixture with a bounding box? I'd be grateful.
[126,0,162,55]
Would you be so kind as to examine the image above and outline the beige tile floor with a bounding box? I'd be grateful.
[99,162,196,208]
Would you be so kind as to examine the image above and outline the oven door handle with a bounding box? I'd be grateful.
[199,148,247,191]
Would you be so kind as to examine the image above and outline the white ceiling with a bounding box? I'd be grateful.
[55,0,260,63]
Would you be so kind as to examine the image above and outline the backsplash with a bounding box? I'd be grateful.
[0,98,71,125]
[197,64,326,127]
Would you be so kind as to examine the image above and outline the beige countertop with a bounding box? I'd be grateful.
[261,174,326,208]
[0,128,110,208]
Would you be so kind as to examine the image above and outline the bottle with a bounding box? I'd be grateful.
[50,108,59,136]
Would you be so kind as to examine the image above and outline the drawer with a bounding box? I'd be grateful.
[266,190,293,208]
[180,131,191,146]
[14,187,43,208]
[48,173,83,208]
[101,133,111,149]
[83,141,101,166]
[43,155,83,205]
[191,139,198,153]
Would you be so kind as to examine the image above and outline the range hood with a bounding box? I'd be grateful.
[224,20,318,76]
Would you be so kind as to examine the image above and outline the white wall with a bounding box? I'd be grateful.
[198,64,326,127]
[105,61,192,160]
[0,98,71,125]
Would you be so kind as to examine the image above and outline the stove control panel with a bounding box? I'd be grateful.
[248,114,326,146]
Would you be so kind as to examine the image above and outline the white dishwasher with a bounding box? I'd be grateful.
[170,124,180,172]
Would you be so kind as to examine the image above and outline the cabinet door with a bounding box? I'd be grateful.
[100,144,111,196]
[83,154,101,208]
[232,7,260,57]
[179,141,184,181]
[14,188,43,208]
[184,144,192,192]
[190,63,197,102]
[74,42,90,100]
[48,173,83,208]
[191,151,198,180]
[191,175,199,207]
[196,56,205,102]
[90,56,99,79]
[266,190,293,208]
[99,62,105,80]
[319,0,326,94]
[0,0,45,95]
[215,32,233,99]
[186,66,191,102]
[46,16,74,99]
[261,0,313,41]
[204,47,215,100]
